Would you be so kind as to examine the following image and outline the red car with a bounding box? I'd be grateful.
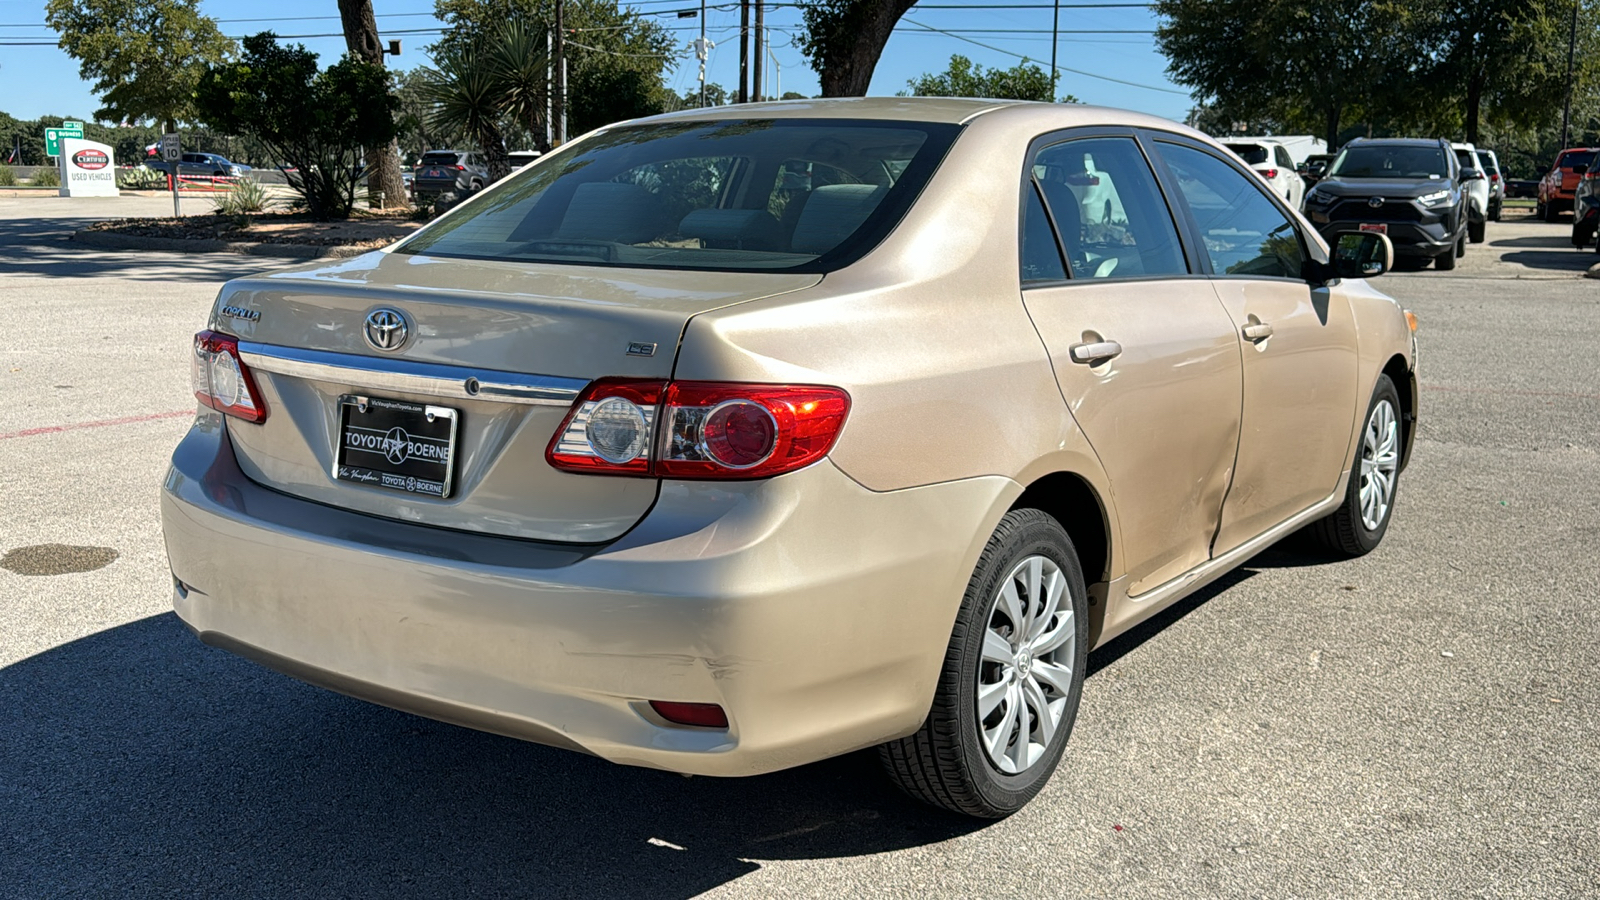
[1537,147,1597,221]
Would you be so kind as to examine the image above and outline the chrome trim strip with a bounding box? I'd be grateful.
[237,341,587,407]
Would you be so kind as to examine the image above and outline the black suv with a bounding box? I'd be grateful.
[1303,138,1468,271]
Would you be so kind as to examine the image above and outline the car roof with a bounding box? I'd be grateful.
[632,96,1194,135]
[1347,138,1445,148]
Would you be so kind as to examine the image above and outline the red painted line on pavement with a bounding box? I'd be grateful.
[0,409,193,441]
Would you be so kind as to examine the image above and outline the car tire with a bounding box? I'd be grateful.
[1544,201,1561,223]
[1307,374,1402,557]
[1436,241,1458,270]
[1536,199,1547,219]
[879,508,1088,819]
[1468,219,1486,243]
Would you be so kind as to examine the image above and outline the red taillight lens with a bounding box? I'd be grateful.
[546,380,850,480]
[192,330,266,422]
[1262,168,1278,180]
[1490,173,1501,182]
[454,164,465,170]
[649,701,728,728]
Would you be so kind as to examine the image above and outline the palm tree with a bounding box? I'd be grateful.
[491,19,551,152]
[420,46,511,183]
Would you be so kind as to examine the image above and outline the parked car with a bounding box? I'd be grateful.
[148,152,249,179]
[1506,178,1540,198]
[1223,139,1306,208]
[1537,147,1598,221]
[1479,149,1506,220]
[1571,167,1600,251]
[412,150,488,200]
[1304,137,1469,269]
[509,149,543,169]
[1298,153,1336,188]
[163,98,1418,819]
[1450,143,1490,242]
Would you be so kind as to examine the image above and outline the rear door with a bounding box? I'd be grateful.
[1019,131,1242,596]
[1150,136,1359,555]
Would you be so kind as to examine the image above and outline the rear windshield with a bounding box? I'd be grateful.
[1453,149,1479,171]
[1329,145,1448,179]
[1225,144,1269,165]
[1559,150,1596,169]
[420,152,462,165]
[397,118,959,272]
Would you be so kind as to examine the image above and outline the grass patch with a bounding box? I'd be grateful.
[30,166,59,187]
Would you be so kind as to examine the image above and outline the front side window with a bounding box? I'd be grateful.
[1329,145,1449,180]
[1158,143,1306,280]
[1029,136,1187,280]
[398,119,957,272]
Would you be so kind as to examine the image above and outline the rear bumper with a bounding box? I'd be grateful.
[161,414,1005,776]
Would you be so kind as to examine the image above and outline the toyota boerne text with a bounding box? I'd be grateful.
[162,98,1418,818]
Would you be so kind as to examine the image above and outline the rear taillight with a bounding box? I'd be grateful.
[1490,173,1501,182]
[546,380,850,480]
[192,330,266,423]
[1262,168,1278,179]
[454,164,465,171]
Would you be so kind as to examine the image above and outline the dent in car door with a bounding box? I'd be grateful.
[1020,134,1242,597]
[1154,141,1360,554]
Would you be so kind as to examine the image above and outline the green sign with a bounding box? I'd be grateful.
[44,123,85,158]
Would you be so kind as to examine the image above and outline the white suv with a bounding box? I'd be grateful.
[1224,139,1306,209]
[1451,143,1490,243]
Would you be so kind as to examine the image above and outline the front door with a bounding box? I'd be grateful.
[1153,140,1361,554]
[1020,134,1243,596]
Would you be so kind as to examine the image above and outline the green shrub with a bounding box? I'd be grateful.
[31,166,59,187]
[0,165,15,186]
[212,178,269,215]
[117,166,167,190]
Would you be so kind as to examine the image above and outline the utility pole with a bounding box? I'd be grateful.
[1049,0,1060,100]
[699,0,708,107]
[752,0,764,101]
[1561,0,1578,148]
[553,0,567,145]
[738,0,749,103]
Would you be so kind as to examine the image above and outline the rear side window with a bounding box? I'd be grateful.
[1029,136,1187,280]
[398,119,958,272]
[1158,143,1306,280]
[1275,145,1294,168]
[1020,183,1067,283]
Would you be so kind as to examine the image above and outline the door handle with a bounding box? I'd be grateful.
[1069,340,1123,364]
[1242,322,1274,342]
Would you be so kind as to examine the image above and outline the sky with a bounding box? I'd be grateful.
[0,0,1193,125]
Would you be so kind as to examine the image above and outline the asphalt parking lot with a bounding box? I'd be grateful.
[2,197,1597,898]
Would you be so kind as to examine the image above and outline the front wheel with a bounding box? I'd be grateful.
[1307,375,1402,556]
[1436,241,1459,270]
[880,509,1088,818]
[1468,218,1486,243]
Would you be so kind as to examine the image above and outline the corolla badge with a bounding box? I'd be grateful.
[364,307,409,352]
[1368,196,1386,208]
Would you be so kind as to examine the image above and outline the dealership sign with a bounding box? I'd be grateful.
[57,137,118,197]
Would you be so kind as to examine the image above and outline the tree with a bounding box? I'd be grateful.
[1156,0,1410,147]
[195,33,398,219]
[430,0,674,140]
[798,0,917,97]
[419,46,513,182]
[903,54,1081,102]
[336,0,407,208]
[45,0,233,131]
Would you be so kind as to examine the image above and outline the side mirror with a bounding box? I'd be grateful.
[1332,232,1393,278]
[1461,168,1484,182]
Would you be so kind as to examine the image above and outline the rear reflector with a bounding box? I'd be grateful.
[192,330,266,423]
[547,379,850,480]
[649,701,729,729]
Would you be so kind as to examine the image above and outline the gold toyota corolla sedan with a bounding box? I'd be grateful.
[162,98,1418,818]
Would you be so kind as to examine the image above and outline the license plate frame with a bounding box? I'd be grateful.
[1358,223,1388,234]
[333,395,459,499]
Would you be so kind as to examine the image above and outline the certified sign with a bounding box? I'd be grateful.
[71,148,109,170]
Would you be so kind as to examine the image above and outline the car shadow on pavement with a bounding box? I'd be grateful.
[0,613,985,898]
[0,218,294,283]
[1488,233,1596,273]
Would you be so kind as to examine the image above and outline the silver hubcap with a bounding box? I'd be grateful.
[978,555,1076,775]
[1358,399,1400,531]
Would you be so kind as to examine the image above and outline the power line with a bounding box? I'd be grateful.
[899,15,1184,94]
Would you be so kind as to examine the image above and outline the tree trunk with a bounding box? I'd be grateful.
[817,0,918,97]
[1464,71,1482,145]
[338,0,408,209]
[1325,104,1340,150]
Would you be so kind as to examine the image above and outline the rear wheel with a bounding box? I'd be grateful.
[1544,200,1561,223]
[1308,375,1402,556]
[1536,199,1548,219]
[879,509,1088,819]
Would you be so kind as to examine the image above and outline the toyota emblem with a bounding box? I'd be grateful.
[364,308,409,352]
[1368,196,1385,208]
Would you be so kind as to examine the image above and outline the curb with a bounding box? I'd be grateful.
[72,229,376,259]
[1588,262,1600,280]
